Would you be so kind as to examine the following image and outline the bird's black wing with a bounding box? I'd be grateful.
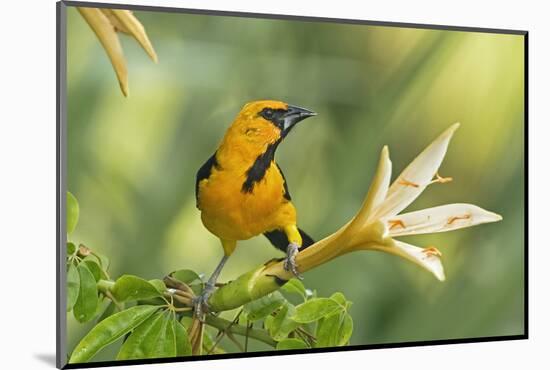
[195,152,219,209]
[264,228,315,253]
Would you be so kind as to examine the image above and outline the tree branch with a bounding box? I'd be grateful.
[204,315,277,348]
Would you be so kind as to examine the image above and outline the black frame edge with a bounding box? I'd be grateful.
[523,32,529,339]
[61,0,527,35]
[57,1,68,369]
[62,334,528,369]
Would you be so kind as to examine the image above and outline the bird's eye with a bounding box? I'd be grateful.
[262,108,274,119]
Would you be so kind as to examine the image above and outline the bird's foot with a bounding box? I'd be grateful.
[193,282,215,319]
[283,242,303,280]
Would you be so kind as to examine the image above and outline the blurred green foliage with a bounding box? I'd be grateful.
[66,6,524,358]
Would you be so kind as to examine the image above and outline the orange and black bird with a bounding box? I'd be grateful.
[194,100,316,312]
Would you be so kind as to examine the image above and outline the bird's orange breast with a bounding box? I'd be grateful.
[197,162,296,241]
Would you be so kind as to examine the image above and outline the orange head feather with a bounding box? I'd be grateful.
[217,100,316,165]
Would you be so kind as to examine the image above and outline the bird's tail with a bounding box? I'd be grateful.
[264,228,315,253]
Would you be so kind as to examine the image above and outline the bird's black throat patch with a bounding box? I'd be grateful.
[241,140,281,193]
[276,163,292,201]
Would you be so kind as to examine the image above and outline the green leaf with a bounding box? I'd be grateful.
[268,303,300,341]
[338,312,353,345]
[281,278,307,300]
[93,296,109,317]
[156,314,177,358]
[170,269,201,284]
[202,327,225,354]
[169,269,202,295]
[66,191,79,235]
[117,312,163,360]
[189,283,204,296]
[112,275,164,303]
[243,291,285,322]
[67,242,76,256]
[263,314,274,331]
[83,258,102,282]
[117,311,176,360]
[173,319,192,356]
[330,292,347,307]
[316,311,354,347]
[73,263,99,323]
[292,298,342,323]
[276,338,309,350]
[136,297,167,306]
[70,305,159,363]
[93,251,110,270]
[329,292,352,310]
[180,316,193,332]
[66,263,80,311]
[315,312,340,347]
[148,279,167,294]
[96,301,118,324]
[237,310,248,326]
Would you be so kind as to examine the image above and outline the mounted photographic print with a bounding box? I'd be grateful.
[56,1,527,368]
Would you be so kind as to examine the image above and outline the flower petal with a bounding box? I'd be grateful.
[385,203,502,237]
[78,7,129,96]
[109,9,158,63]
[371,240,445,281]
[352,146,392,228]
[372,123,460,219]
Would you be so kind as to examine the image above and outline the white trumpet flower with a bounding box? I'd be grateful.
[209,123,504,312]
[354,123,502,281]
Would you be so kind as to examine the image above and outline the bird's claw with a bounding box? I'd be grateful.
[284,243,303,280]
[193,283,215,318]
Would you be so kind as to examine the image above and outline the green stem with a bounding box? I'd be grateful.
[206,229,347,312]
[204,315,277,348]
[96,279,125,310]
[97,279,115,294]
[207,266,281,312]
[207,221,392,312]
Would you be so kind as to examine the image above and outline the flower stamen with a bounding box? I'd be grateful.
[422,246,442,257]
[388,219,406,230]
[430,172,453,185]
[398,178,420,188]
[446,214,472,225]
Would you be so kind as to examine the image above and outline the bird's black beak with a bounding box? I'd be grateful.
[282,105,317,133]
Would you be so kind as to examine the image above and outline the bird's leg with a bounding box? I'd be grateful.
[283,242,302,279]
[282,225,304,279]
[193,254,229,318]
